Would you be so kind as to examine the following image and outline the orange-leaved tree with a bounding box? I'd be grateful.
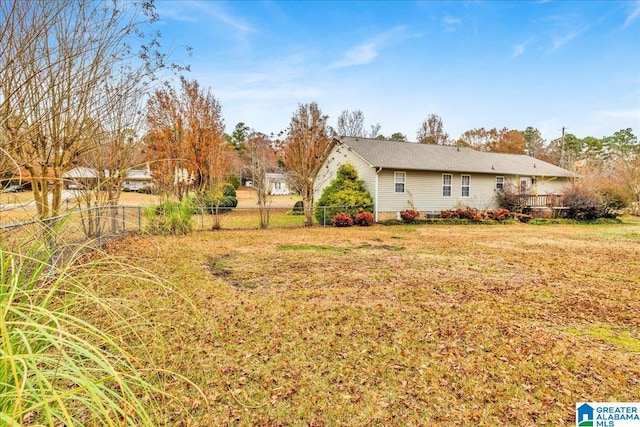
[145,78,228,201]
[282,102,330,227]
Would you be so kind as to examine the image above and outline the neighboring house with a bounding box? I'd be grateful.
[122,164,153,191]
[63,165,153,191]
[314,137,576,221]
[266,173,292,195]
[63,166,99,189]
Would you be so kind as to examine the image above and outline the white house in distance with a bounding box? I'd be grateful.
[266,173,292,195]
[63,164,153,191]
[314,136,576,221]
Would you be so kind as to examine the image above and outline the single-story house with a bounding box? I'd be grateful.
[266,173,293,196]
[314,136,576,221]
[63,165,153,191]
[246,173,293,195]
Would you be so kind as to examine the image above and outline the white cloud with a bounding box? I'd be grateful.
[552,28,585,50]
[157,1,254,34]
[512,43,525,58]
[329,43,378,68]
[442,15,461,32]
[328,26,410,69]
[597,109,640,120]
[625,1,640,27]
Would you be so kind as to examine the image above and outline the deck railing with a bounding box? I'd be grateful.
[518,194,563,208]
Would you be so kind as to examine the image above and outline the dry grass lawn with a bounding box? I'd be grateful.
[92,220,639,426]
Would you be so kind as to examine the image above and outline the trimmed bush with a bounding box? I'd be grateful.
[292,200,304,215]
[315,163,373,224]
[332,212,353,227]
[486,208,512,221]
[194,184,238,213]
[439,207,484,221]
[354,211,374,226]
[400,209,419,223]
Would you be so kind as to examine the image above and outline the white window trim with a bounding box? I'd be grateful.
[461,175,470,198]
[495,176,505,190]
[394,172,406,194]
[442,173,452,198]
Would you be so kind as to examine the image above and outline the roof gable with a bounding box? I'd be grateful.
[337,137,575,178]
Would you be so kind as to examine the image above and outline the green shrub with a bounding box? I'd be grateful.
[291,200,304,215]
[227,173,241,190]
[194,188,238,213]
[332,212,353,227]
[144,198,194,235]
[315,163,373,224]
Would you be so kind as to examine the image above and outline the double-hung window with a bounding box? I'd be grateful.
[442,174,452,197]
[394,172,406,193]
[461,175,470,197]
[495,176,504,190]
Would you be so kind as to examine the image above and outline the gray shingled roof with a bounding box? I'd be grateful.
[338,137,575,177]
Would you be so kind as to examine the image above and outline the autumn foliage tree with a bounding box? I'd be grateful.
[145,78,228,202]
[416,114,450,145]
[457,127,525,154]
[283,102,331,227]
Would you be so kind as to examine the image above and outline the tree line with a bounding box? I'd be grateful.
[1,1,638,229]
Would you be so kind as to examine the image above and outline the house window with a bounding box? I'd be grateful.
[442,174,452,197]
[394,172,406,193]
[461,175,470,197]
[275,181,282,190]
[495,176,504,190]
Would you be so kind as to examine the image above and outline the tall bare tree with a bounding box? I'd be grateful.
[336,109,365,137]
[283,102,330,227]
[0,0,170,219]
[416,114,450,145]
[245,131,279,228]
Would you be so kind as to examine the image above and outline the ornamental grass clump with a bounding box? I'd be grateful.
[0,234,200,426]
[144,198,194,235]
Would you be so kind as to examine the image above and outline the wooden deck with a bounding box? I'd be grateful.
[519,194,563,208]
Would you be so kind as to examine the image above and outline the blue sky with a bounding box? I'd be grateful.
[154,0,640,143]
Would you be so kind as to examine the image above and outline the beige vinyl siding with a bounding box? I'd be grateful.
[314,143,376,203]
[377,170,544,213]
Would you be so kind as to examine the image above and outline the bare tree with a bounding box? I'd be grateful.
[336,109,365,137]
[0,0,170,219]
[283,102,330,227]
[245,132,279,228]
[368,123,382,139]
[416,114,450,145]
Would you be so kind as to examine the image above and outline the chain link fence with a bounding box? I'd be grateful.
[0,203,375,257]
